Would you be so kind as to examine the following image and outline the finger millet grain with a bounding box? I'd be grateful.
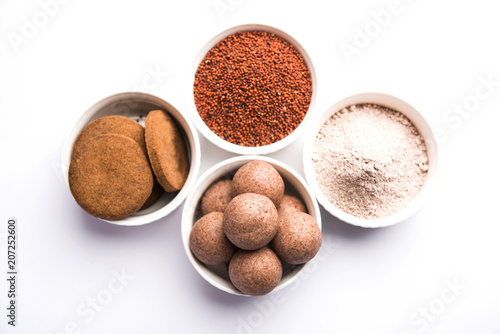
[193,31,312,147]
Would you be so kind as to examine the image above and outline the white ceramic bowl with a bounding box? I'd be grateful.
[62,92,201,226]
[303,93,438,228]
[186,24,317,155]
[181,156,322,296]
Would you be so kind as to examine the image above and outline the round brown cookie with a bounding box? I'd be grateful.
[70,115,158,208]
[71,115,146,160]
[145,110,189,192]
[69,134,154,220]
[140,179,164,210]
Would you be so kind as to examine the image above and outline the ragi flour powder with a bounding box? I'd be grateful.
[312,104,429,219]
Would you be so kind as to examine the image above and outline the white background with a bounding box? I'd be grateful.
[1,0,499,333]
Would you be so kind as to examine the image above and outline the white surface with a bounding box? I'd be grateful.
[1,1,499,333]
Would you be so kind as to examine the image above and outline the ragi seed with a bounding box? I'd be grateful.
[193,31,312,147]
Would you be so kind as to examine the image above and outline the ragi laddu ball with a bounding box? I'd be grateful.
[228,247,282,296]
[277,194,307,217]
[201,179,234,215]
[271,212,322,264]
[223,193,279,250]
[189,212,237,266]
[232,161,284,207]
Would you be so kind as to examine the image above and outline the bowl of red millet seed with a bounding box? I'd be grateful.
[188,24,317,155]
[303,93,438,228]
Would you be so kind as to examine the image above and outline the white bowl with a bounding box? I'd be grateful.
[181,156,322,296]
[186,24,317,155]
[62,92,201,226]
[303,93,438,228]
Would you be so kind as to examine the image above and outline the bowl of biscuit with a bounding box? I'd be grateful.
[62,92,201,226]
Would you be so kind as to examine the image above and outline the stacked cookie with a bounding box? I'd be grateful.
[189,161,322,296]
[69,111,189,220]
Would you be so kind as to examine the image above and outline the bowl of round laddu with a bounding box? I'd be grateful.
[62,92,201,226]
[181,155,322,296]
[303,92,438,228]
[186,23,317,155]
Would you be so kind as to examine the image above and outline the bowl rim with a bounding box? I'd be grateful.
[185,23,317,155]
[61,91,201,226]
[303,92,439,228]
[181,155,322,296]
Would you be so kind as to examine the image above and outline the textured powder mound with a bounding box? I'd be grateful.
[71,115,147,160]
[223,193,279,250]
[69,134,154,220]
[145,110,189,192]
[277,194,307,217]
[201,179,234,215]
[189,212,237,266]
[228,247,282,296]
[271,212,322,264]
[232,160,284,207]
[312,104,429,219]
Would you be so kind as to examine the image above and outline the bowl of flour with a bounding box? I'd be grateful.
[303,93,438,228]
